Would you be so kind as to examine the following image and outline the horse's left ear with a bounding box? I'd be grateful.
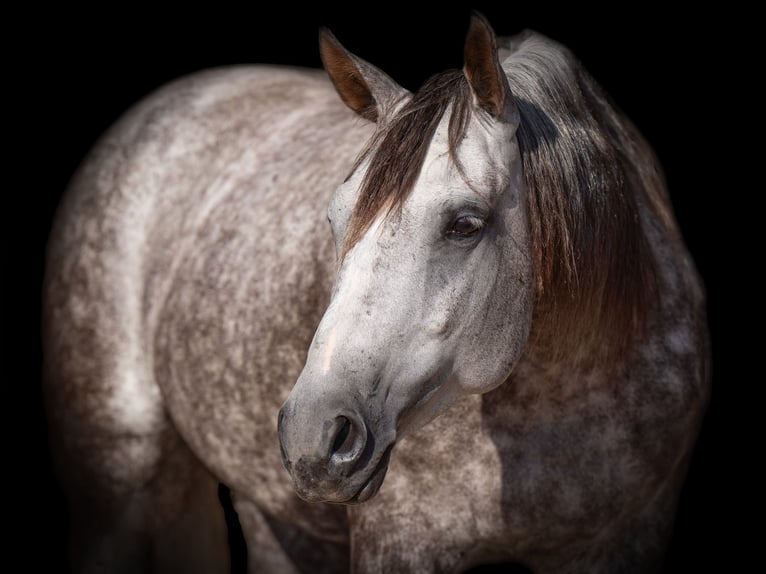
[463,12,514,119]
[320,28,409,123]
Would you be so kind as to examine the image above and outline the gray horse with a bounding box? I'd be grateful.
[42,14,709,573]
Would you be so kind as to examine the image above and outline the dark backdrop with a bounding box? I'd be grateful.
[16,4,733,572]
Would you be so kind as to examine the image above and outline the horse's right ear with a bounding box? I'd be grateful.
[319,28,409,123]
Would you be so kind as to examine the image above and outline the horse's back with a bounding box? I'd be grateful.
[42,64,368,569]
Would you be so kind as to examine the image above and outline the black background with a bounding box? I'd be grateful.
[15,3,736,572]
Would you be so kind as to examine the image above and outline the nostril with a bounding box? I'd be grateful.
[332,416,352,455]
[328,414,366,472]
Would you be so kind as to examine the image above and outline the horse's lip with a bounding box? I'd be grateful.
[343,443,394,504]
[298,442,394,505]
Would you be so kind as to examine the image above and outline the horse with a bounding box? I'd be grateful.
[42,13,710,573]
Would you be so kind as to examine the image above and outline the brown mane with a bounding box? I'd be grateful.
[340,32,662,360]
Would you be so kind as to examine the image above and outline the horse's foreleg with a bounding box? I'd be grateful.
[146,448,230,574]
[51,424,229,574]
[232,494,350,574]
[231,497,301,574]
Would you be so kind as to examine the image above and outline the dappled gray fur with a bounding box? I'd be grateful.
[42,17,708,574]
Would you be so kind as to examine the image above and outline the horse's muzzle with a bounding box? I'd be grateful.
[277,404,392,503]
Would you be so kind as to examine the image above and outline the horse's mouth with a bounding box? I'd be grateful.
[345,443,394,504]
[293,442,395,505]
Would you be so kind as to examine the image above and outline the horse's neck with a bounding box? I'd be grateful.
[510,338,621,406]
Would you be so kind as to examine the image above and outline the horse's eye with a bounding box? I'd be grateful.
[447,215,485,238]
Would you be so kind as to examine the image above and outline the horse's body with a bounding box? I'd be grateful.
[43,16,709,574]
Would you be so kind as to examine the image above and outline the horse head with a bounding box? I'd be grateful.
[278,14,534,503]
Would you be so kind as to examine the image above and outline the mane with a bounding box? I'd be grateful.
[341,31,663,361]
[505,32,662,360]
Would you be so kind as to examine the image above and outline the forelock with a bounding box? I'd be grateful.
[340,70,472,258]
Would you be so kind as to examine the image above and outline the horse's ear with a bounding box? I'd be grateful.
[319,28,408,123]
[463,12,514,119]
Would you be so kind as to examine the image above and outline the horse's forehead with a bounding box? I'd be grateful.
[419,114,513,198]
